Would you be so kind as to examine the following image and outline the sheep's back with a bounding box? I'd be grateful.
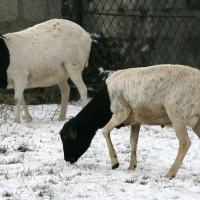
[106,65,200,119]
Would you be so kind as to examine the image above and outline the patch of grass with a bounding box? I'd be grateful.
[77,172,82,176]
[32,184,49,192]
[32,184,53,198]
[37,189,54,198]
[38,191,45,197]
[0,159,6,165]
[43,162,57,167]
[0,170,10,179]
[6,157,23,165]
[21,168,33,177]
[82,163,96,170]
[154,130,160,134]
[1,134,10,140]
[46,190,54,198]
[48,168,55,175]
[17,143,31,152]
[125,178,136,184]
[2,190,13,197]
[120,149,130,154]
[65,175,74,181]
[194,176,200,186]
[140,181,147,185]
[35,168,43,175]
[4,173,10,179]
[49,178,58,185]
[0,146,7,154]
[78,194,90,198]
[142,174,150,180]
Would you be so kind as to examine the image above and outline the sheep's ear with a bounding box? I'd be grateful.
[68,126,77,140]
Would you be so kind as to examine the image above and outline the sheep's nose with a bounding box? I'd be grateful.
[64,155,69,162]
[64,156,75,164]
[69,158,76,164]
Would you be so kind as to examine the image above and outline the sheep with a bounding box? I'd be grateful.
[60,64,200,178]
[0,19,91,123]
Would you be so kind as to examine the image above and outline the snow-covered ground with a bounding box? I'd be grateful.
[0,102,200,200]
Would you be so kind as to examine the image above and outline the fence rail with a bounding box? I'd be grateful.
[82,11,200,18]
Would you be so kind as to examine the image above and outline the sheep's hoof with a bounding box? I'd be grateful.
[165,174,175,179]
[25,116,32,123]
[112,163,119,170]
[127,165,137,170]
[165,171,176,179]
[13,119,20,123]
[58,116,65,121]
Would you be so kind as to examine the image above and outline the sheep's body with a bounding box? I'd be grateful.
[60,64,200,178]
[106,64,200,128]
[0,19,91,123]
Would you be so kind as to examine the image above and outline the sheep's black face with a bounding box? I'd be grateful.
[60,119,91,164]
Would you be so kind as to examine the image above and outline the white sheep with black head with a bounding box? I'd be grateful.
[0,19,91,123]
[60,64,200,178]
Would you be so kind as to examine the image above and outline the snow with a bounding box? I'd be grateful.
[0,102,200,200]
[98,67,115,78]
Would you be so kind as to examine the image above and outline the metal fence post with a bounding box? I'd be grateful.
[74,0,83,26]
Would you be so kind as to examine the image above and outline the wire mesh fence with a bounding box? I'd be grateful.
[63,0,200,92]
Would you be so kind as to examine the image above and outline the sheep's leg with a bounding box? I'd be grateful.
[103,106,131,169]
[71,74,87,107]
[57,80,70,121]
[193,118,200,139]
[128,124,140,170]
[165,122,191,178]
[13,81,27,123]
[66,67,88,107]
[21,95,32,122]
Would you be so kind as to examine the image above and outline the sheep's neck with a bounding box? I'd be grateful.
[75,86,113,134]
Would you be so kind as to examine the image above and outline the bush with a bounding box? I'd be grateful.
[82,32,126,90]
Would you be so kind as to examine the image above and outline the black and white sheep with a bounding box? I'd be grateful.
[0,19,91,123]
[60,64,200,178]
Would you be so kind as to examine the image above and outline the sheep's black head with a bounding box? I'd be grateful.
[59,118,93,164]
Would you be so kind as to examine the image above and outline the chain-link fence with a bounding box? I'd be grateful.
[0,1,200,104]
[63,0,200,91]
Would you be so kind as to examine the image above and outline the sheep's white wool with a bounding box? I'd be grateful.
[5,19,91,88]
[106,64,200,128]
[4,19,91,123]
